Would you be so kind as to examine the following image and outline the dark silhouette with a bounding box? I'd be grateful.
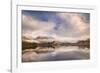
[22,39,90,50]
[22,41,37,50]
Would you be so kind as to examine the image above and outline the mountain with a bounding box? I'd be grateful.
[32,36,54,43]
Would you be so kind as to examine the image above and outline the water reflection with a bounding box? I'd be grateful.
[22,46,90,62]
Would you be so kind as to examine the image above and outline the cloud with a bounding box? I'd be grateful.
[22,14,56,38]
[22,14,55,31]
[56,13,90,38]
[22,11,90,41]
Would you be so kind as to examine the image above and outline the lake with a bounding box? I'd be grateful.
[22,46,90,62]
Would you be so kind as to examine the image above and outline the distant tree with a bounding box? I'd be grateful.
[22,41,37,50]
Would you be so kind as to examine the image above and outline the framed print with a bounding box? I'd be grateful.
[11,0,97,73]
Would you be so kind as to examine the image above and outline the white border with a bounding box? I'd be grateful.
[12,4,97,73]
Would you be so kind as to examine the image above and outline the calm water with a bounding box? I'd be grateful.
[22,46,90,62]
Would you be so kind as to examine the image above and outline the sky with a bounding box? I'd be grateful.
[22,10,90,41]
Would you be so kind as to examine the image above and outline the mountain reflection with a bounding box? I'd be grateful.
[22,43,90,62]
